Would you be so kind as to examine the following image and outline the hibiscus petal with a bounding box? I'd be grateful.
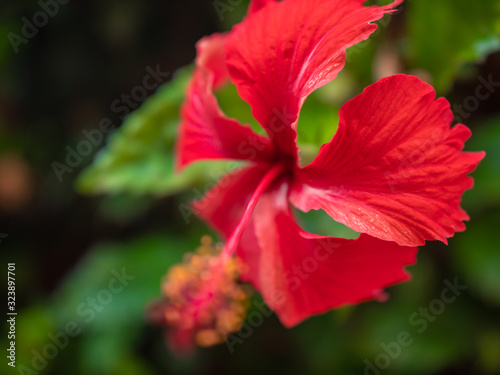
[195,32,229,91]
[226,0,402,156]
[176,34,275,170]
[192,163,270,287]
[251,182,417,327]
[193,163,267,238]
[247,0,276,15]
[290,74,486,247]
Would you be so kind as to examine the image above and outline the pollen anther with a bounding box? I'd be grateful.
[150,236,251,352]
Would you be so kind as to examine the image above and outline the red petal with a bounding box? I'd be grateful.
[226,0,402,157]
[193,163,268,238]
[192,164,270,286]
[290,75,485,246]
[251,182,417,327]
[166,328,196,358]
[247,0,276,15]
[195,32,229,91]
[176,34,275,170]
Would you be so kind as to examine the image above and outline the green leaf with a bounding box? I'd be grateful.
[453,212,500,305]
[14,307,57,371]
[454,117,500,306]
[351,262,475,375]
[408,0,500,93]
[477,329,500,373]
[76,56,348,197]
[296,81,343,166]
[295,208,359,239]
[76,66,233,196]
[461,116,500,212]
[49,233,190,326]
[215,81,263,136]
[47,233,195,374]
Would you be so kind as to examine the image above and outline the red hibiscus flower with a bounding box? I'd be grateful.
[151,0,484,350]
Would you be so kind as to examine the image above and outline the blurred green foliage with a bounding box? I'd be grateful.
[2,0,500,375]
[75,66,220,196]
[407,0,500,93]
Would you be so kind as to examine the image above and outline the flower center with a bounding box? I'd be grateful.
[222,162,287,259]
[149,163,286,353]
[149,236,251,352]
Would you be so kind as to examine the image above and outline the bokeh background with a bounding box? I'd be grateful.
[1,0,500,374]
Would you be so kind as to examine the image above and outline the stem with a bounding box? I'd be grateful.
[222,163,285,259]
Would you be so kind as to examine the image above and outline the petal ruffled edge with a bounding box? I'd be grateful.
[247,0,277,15]
[176,33,275,170]
[251,181,418,327]
[291,74,485,246]
[226,0,402,157]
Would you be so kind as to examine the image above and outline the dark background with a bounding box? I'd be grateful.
[1,1,500,374]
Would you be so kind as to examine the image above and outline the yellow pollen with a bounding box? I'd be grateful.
[196,329,224,347]
[157,236,252,348]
